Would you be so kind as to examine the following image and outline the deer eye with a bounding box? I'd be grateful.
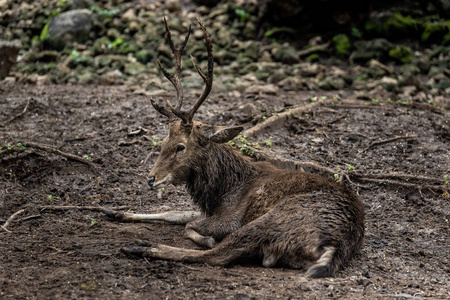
[176,145,185,152]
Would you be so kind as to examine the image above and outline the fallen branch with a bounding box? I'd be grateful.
[241,146,448,193]
[355,176,447,193]
[242,99,370,138]
[39,205,129,212]
[363,135,417,152]
[0,98,31,127]
[23,141,99,170]
[1,209,25,233]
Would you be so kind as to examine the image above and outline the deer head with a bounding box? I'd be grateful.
[147,18,243,188]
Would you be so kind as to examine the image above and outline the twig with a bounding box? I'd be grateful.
[242,99,366,138]
[1,209,25,232]
[355,177,447,192]
[22,141,99,170]
[0,98,31,127]
[363,135,417,152]
[21,214,42,221]
[355,172,443,183]
[39,205,129,212]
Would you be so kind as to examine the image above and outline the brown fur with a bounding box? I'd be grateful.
[147,120,365,278]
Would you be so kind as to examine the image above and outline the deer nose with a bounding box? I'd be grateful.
[147,176,155,188]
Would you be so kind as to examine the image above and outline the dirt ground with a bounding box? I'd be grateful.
[0,83,449,299]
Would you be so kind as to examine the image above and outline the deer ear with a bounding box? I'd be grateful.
[205,126,244,143]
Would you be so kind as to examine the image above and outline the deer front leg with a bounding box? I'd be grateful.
[184,215,242,249]
[101,209,201,225]
[122,242,207,262]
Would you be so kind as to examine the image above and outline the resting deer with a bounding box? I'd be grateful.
[107,18,365,278]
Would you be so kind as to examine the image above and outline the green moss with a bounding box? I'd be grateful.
[332,34,351,55]
[306,53,319,62]
[389,46,413,63]
[365,12,419,36]
[421,20,450,42]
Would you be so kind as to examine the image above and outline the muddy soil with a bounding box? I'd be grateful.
[0,83,449,299]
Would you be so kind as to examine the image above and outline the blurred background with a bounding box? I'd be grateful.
[0,0,449,106]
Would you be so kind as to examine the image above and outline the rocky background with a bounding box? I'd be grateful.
[0,0,449,107]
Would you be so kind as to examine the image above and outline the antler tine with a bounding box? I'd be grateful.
[154,18,192,121]
[184,17,214,125]
[151,98,176,120]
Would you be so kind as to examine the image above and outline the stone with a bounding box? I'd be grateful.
[0,40,21,79]
[135,49,154,64]
[166,0,181,12]
[352,39,393,63]
[101,69,123,83]
[124,62,146,75]
[378,76,398,91]
[272,44,299,64]
[122,9,136,23]
[268,69,288,84]
[47,9,94,48]
[78,71,98,84]
[245,84,279,95]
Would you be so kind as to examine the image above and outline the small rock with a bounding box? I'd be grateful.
[56,63,71,74]
[277,77,306,91]
[103,69,123,82]
[245,84,279,95]
[78,71,97,84]
[166,0,181,12]
[272,44,299,64]
[368,59,394,74]
[47,9,94,48]
[27,74,51,85]
[398,73,421,88]
[124,62,146,75]
[379,76,398,89]
[401,85,417,97]
[413,91,428,102]
[0,40,21,79]
[122,9,136,23]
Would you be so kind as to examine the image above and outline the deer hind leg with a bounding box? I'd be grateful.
[101,209,201,225]
[120,216,268,266]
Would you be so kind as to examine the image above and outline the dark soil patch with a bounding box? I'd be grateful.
[0,84,449,299]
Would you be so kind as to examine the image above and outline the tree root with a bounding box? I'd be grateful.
[1,209,25,233]
[0,98,31,127]
[362,135,417,152]
[1,141,99,170]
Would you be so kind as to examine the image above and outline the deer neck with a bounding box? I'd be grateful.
[186,143,257,216]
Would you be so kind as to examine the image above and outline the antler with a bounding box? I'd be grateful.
[151,17,191,121]
[152,17,214,126]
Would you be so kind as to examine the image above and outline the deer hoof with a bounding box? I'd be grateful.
[206,237,215,249]
[121,246,148,257]
[101,209,124,221]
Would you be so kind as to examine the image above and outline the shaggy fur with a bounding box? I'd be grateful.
[146,120,365,278]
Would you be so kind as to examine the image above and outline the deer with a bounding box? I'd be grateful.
[105,18,365,278]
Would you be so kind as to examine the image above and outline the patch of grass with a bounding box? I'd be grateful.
[345,163,355,171]
[235,9,250,23]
